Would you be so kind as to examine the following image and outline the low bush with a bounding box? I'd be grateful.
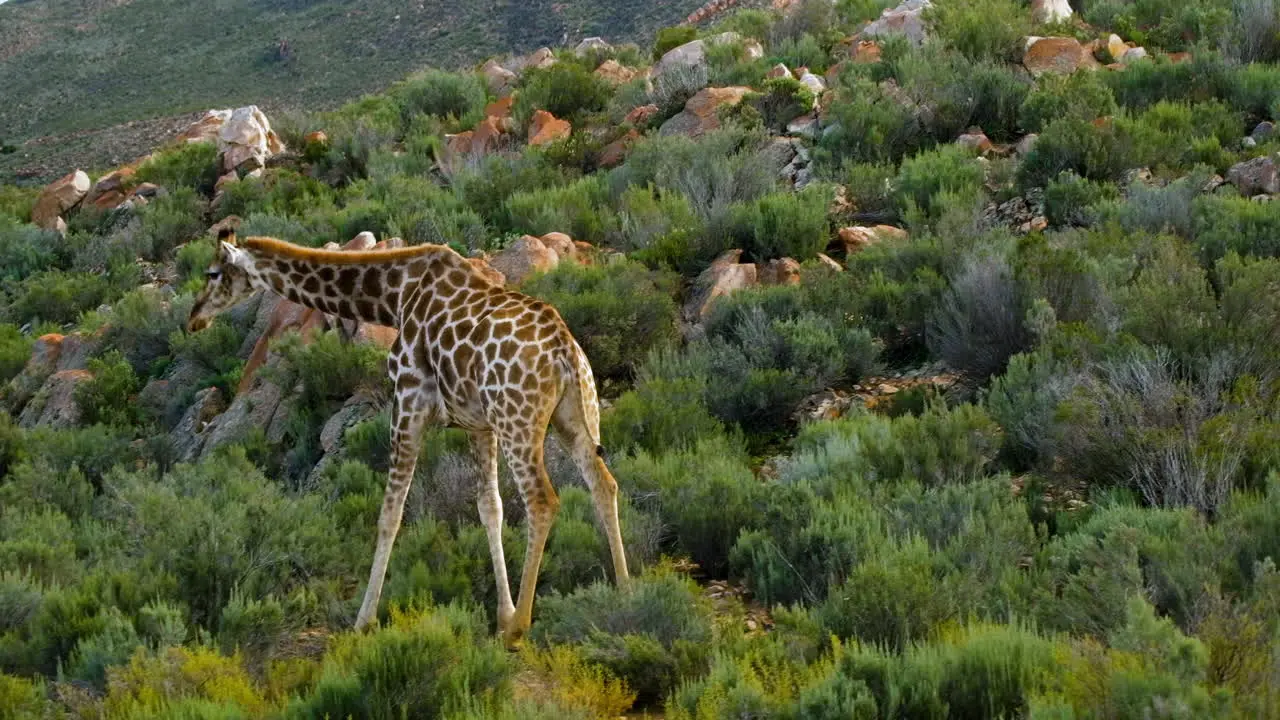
[925,0,1032,63]
[515,64,613,128]
[392,69,487,128]
[519,259,678,386]
[74,351,141,428]
[894,145,985,219]
[928,251,1033,380]
[0,324,31,386]
[0,219,69,282]
[1020,72,1119,134]
[531,568,715,705]
[133,142,219,193]
[1193,191,1280,263]
[728,186,831,261]
[1043,172,1116,228]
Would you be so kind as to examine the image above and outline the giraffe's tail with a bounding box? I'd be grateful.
[556,332,603,450]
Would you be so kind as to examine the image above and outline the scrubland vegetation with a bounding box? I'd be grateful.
[3,0,1280,717]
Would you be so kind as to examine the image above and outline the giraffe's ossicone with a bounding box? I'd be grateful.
[188,229,630,647]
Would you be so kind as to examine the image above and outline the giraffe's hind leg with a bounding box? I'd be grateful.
[498,420,558,649]
[552,389,630,586]
[470,429,517,638]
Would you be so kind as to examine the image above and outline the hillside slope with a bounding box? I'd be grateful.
[0,0,708,181]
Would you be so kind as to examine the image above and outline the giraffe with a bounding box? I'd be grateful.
[186,229,630,647]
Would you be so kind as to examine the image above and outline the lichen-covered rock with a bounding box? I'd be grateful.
[18,369,91,429]
[171,387,227,462]
[217,105,285,173]
[595,60,636,85]
[759,258,802,286]
[1024,37,1092,76]
[1227,154,1280,196]
[859,0,932,46]
[838,225,908,255]
[482,59,518,96]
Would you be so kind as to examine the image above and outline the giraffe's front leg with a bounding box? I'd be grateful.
[471,430,517,639]
[354,384,431,630]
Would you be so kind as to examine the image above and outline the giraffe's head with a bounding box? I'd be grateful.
[187,229,256,332]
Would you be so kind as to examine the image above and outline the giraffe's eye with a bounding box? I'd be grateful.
[206,269,222,281]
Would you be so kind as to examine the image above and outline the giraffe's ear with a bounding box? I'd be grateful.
[217,228,238,246]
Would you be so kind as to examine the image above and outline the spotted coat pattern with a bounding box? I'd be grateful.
[188,232,630,647]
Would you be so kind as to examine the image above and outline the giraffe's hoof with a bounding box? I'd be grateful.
[501,627,526,652]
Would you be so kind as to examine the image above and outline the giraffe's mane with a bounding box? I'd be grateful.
[242,235,452,266]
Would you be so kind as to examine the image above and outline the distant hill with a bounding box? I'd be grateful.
[0,0,710,183]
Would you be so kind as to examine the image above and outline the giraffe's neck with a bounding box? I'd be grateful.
[241,246,427,327]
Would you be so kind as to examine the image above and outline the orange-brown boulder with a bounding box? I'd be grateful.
[599,129,640,168]
[468,256,507,286]
[539,232,575,261]
[659,86,752,138]
[838,225,907,255]
[595,60,637,85]
[528,110,571,146]
[625,104,660,127]
[816,253,844,272]
[851,40,882,64]
[488,235,560,285]
[684,249,759,321]
[759,258,802,286]
[1023,37,1092,76]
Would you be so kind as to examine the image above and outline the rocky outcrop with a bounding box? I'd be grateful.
[1227,155,1280,196]
[83,168,136,210]
[1023,37,1095,76]
[468,256,507,286]
[170,387,226,461]
[176,110,231,144]
[31,170,90,230]
[528,110,572,146]
[488,235,560,286]
[217,105,285,174]
[18,369,91,430]
[956,128,994,155]
[659,86,753,137]
[1031,0,1073,23]
[599,129,641,167]
[859,0,931,47]
[684,249,758,321]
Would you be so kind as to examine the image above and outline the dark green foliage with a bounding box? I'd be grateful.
[1193,192,1280,262]
[0,219,69,282]
[728,186,831,261]
[515,63,613,127]
[925,0,1032,63]
[1017,117,1130,189]
[393,69,487,127]
[615,437,763,577]
[3,269,115,327]
[1021,71,1120,134]
[289,604,511,720]
[894,145,985,218]
[654,26,698,60]
[519,260,678,385]
[75,351,141,428]
[1082,0,1230,52]
[0,325,31,386]
[1044,172,1117,228]
[601,377,727,457]
[819,78,922,165]
[752,76,816,131]
[133,142,219,193]
[531,569,714,705]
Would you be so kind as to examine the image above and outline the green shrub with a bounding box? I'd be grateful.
[818,536,950,650]
[392,69,487,127]
[985,350,1072,470]
[925,0,1032,63]
[819,78,922,164]
[839,160,896,217]
[134,141,219,193]
[601,377,726,457]
[615,437,763,577]
[927,252,1032,380]
[894,145,985,219]
[515,63,613,127]
[519,260,678,385]
[654,26,698,60]
[502,175,615,245]
[1043,172,1116,228]
[728,186,830,261]
[66,607,143,689]
[0,460,94,521]
[1016,117,1131,189]
[0,673,56,720]
[3,269,115,327]
[97,286,192,376]
[0,324,31,386]
[75,350,141,428]
[0,219,69,282]
[1021,72,1119,134]
[218,589,286,662]
[215,169,336,223]
[1193,192,1280,262]
[1082,0,1230,52]
[531,568,714,705]
[138,187,207,260]
[752,76,816,131]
